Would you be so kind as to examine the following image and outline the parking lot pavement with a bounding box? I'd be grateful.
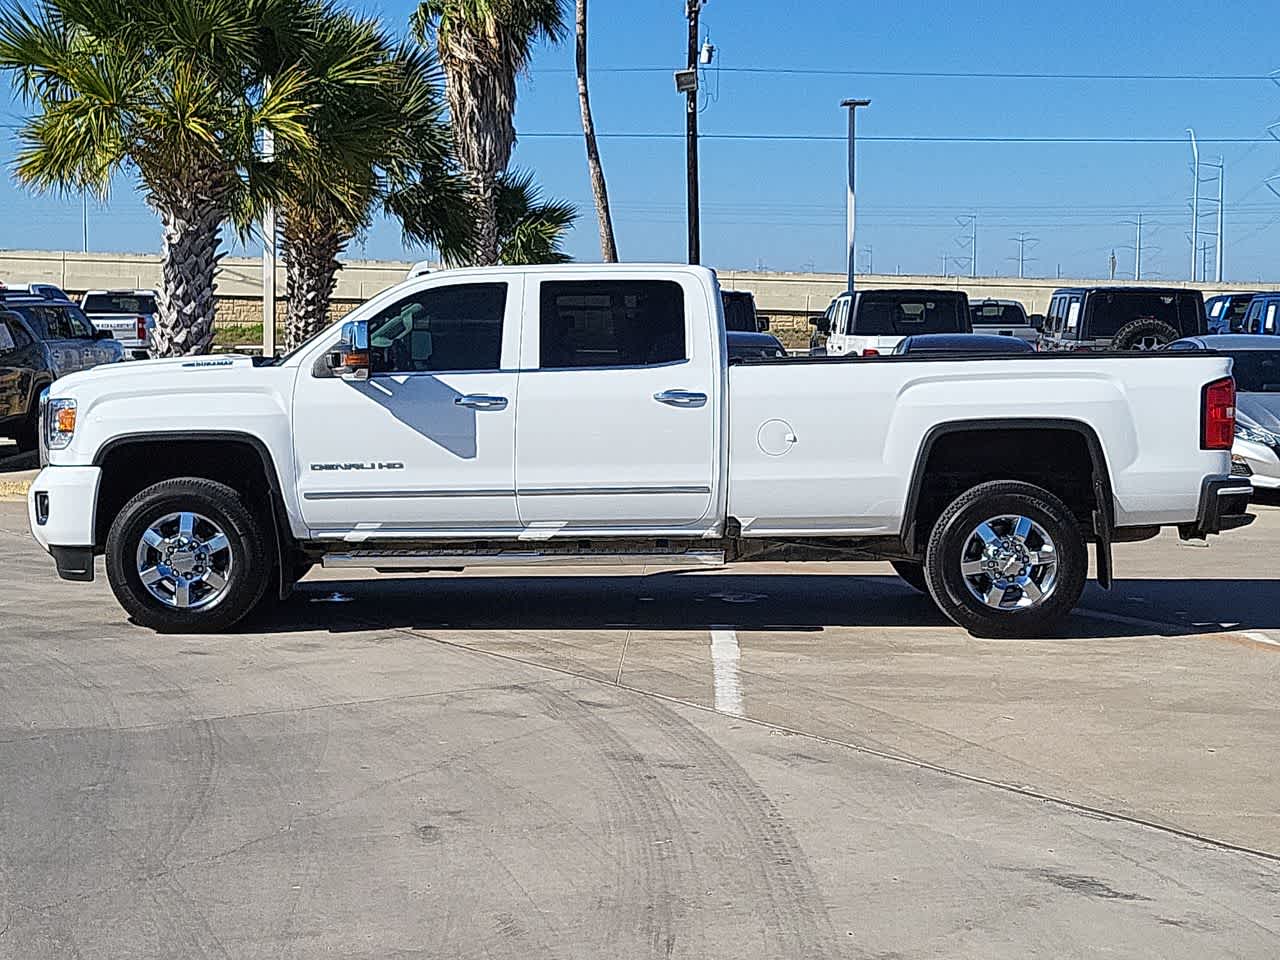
[1,499,1278,959]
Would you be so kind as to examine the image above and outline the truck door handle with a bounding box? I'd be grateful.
[454,394,508,410]
[653,389,708,407]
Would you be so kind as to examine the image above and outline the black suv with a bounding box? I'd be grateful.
[0,293,123,450]
[1038,287,1205,351]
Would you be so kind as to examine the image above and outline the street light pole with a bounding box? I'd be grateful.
[841,98,871,293]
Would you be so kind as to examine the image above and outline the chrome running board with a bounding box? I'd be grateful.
[321,549,726,570]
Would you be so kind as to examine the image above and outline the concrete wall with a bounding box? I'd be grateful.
[3,249,1271,350]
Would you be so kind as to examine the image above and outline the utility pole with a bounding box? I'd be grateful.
[841,98,871,293]
[956,215,977,277]
[861,244,873,275]
[1214,156,1224,282]
[81,189,88,253]
[1134,213,1142,280]
[1109,249,1117,280]
[1188,128,1199,282]
[683,0,701,265]
[940,253,947,276]
[262,124,276,357]
[1010,233,1038,279]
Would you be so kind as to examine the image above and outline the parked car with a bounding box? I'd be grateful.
[27,264,1251,639]
[1038,287,1205,351]
[80,289,158,360]
[721,289,768,333]
[812,289,971,357]
[1205,293,1257,335]
[726,330,788,360]
[969,299,1040,342]
[1240,293,1280,336]
[0,282,73,302]
[893,333,1034,356]
[0,294,124,450]
[1168,334,1280,489]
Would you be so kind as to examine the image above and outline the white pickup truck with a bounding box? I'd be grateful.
[26,264,1252,637]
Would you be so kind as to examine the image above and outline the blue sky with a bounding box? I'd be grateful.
[2,0,1280,281]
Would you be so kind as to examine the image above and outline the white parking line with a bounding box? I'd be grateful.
[709,627,744,716]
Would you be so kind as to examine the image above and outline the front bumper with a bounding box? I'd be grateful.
[1232,437,1280,488]
[1178,476,1255,541]
[27,466,102,579]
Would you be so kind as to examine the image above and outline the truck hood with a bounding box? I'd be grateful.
[52,354,259,393]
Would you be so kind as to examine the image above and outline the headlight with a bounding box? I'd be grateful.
[45,398,77,449]
[1235,423,1279,446]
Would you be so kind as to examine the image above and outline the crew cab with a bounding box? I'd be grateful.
[27,264,1251,638]
[815,289,970,357]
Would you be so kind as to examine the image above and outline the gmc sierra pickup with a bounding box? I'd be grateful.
[27,264,1252,637]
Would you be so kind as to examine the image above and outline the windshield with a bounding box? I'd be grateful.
[1227,351,1280,393]
[971,302,1027,326]
[853,294,966,335]
[82,293,156,314]
[1086,292,1202,338]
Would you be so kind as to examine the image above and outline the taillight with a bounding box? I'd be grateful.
[135,316,147,340]
[1202,377,1235,450]
[862,348,880,357]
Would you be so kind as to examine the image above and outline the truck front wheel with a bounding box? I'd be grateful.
[923,481,1086,638]
[105,478,270,633]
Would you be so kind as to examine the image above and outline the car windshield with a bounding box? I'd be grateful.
[1227,351,1280,393]
[83,293,157,314]
[971,303,1027,325]
[853,295,966,335]
[1087,292,1201,338]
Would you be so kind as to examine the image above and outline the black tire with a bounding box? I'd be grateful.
[1110,317,1180,351]
[105,477,270,633]
[923,480,1087,638]
[889,559,929,594]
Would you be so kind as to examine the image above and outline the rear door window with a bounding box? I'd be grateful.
[539,280,686,368]
[1266,303,1278,335]
[1065,299,1081,336]
[0,314,32,355]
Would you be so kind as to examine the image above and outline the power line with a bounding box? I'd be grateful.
[529,66,1280,82]
[514,131,1267,144]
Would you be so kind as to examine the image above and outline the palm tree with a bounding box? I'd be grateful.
[574,0,617,261]
[411,0,565,266]
[437,169,574,266]
[275,26,471,348]
[0,0,343,356]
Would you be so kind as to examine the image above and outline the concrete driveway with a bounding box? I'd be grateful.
[0,498,1277,959]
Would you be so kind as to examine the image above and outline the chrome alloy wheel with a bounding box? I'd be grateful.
[960,514,1058,610]
[135,511,233,610]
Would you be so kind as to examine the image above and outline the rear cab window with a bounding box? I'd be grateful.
[852,294,967,335]
[971,302,1028,326]
[538,280,686,368]
[83,293,157,315]
[1084,291,1203,340]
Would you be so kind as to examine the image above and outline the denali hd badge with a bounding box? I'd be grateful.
[310,462,405,471]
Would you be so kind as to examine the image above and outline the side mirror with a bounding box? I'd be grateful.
[810,316,832,335]
[330,319,370,381]
[758,317,770,332]
[1029,313,1045,331]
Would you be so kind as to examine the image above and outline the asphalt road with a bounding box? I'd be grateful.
[0,497,1278,959]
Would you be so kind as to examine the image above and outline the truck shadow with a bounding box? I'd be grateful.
[240,573,1280,642]
[354,375,478,459]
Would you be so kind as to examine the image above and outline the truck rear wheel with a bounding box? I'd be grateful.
[105,478,269,633]
[923,480,1086,638]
